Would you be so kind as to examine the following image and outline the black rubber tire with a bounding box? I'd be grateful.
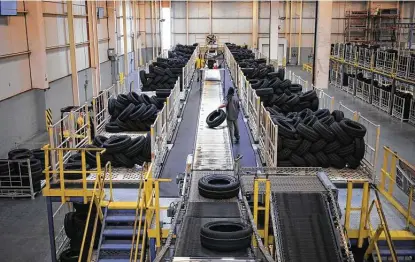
[64,162,89,180]
[156,89,171,98]
[129,104,146,121]
[282,137,302,150]
[297,123,320,142]
[290,84,302,93]
[150,96,164,109]
[330,122,353,145]
[331,110,345,122]
[93,135,108,147]
[141,104,158,121]
[154,67,165,76]
[277,160,295,167]
[295,139,312,156]
[73,202,94,214]
[312,121,336,142]
[339,119,367,138]
[315,152,330,168]
[206,110,227,128]
[60,249,79,262]
[113,153,135,168]
[309,139,327,154]
[311,97,319,111]
[20,158,42,174]
[11,152,33,161]
[64,212,76,239]
[118,103,135,121]
[140,70,147,86]
[290,153,307,167]
[108,98,116,115]
[277,148,292,160]
[280,79,291,90]
[337,143,355,157]
[117,94,130,106]
[139,94,152,105]
[302,115,318,127]
[285,95,300,107]
[303,153,320,167]
[125,136,146,158]
[328,153,346,169]
[200,221,252,251]
[299,90,317,102]
[274,93,289,106]
[277,68,285,81]
[8,148,31,160]
[198,174,240,199]
[105,122,122,133]
[314,109,330,119]
[127,92,141,105]
[321,115,335,126]
[345,155,360,169]
[324,140,341,154]
[354,137,365,160]
[103,136,132,153]
[116,118,131,131]
[274,119,296,138]
[298,108,313,120]
[256,88,273,96]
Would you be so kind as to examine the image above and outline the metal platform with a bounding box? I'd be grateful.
[240,175,327,193]
[193,81,233,170]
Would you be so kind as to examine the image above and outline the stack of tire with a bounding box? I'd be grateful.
[394,89,413,120]
[273,108,367,169]
[225,43,255,62]
[0,149,44,192]
[198,174,252,252]
[61,202,101,262]
[105,92,162,133]
[140,58,185,92]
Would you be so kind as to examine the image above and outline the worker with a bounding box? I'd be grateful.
[195,54,205,82]
[218,87,240,144]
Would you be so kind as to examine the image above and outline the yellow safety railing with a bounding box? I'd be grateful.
[42,145,107,203]
[130,171,146,262]
[302,63,313,73]
[378,146,415,228]
[78,162,113,262]
[344,180,370,248]
[364,191,398,262]
[252,177,271,248]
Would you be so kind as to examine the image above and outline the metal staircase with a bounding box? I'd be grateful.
[372,240,415,261]
[96,208,146,262]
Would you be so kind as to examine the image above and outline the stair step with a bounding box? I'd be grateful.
[101,240,141,251]
[106,215,145,223]
[103,227,143,237]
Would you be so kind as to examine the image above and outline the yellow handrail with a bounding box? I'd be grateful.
[364,191,398,262]
[130,171,146,262]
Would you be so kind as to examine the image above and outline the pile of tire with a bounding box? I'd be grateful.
[0,148,45,192]
[226,43,255,62]
[61,202,101,262]
[272,108,367,169]
[105,92,163,133]
[140,58,185,92]
[197,174,252,252]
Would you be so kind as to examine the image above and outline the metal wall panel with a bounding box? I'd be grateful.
[213,2,252,18]
[259,18,269,34]
[173,18,186,34]
[189,18,210,34]
[171,1,186,18]
[259,1,270,18]
[188,2,210,18]
[212,18,252,34]
[0,56,31,100]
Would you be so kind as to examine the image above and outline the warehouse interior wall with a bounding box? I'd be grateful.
[0,0,161,157]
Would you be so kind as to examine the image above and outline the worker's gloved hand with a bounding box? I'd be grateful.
[216,108,220,112]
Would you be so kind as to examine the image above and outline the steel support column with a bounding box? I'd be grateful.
[67,0,80,105]
[139,0,146,64]
[87,0,100,96]
[122,0,128,91]
[133,1,139,70]
[252,0,259,49]
[151,0,156,59]
[313,0,332,89]
[46,197,57,262]
[269,0,279,61]
[25,1,48,90]
[186,0,189,45]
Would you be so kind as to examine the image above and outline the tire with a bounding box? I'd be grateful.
[139,94,152,105]
[280,79,291,90]
[312,121,336,142]
[108,98,116,115]
[290,153,307,167]
[290,84,302,93]
[140,70,147,86]
[117,94,130,106]
[328,153,346,169]
[127,92,141,105]
[297,123,320,142]
[130,104,147,120]
[256,88,273,96]
[11,152,33,161]
[339,119,367,138]
[274,93,289,106]
[299,90,317,102]
[64,212,76,239]
[277,68,285,81]
[156,89,171,98]
[64,162,89,180]
[8,148,31,160]
[310,139,327,154]
[330,122,353,145]
[311,97,319,111]
[285,95,300,107]
[60,249,79,262]
[198,174,240,199]
[93,135,108,147]
[116,118,131,131]
[125,136,146,158]
[277,148,292,160]
[105,122,122,133]
[154,67,165,76]
[354,137,365,160]
[324,140,341,154]
[298,108,313,120]
[315,152,330,168]
[141,104,158,121]
[206,110,227,128]
[302,115,318,127]
[321,115,335,126]
[103,136,132,153]
[274,119,296,139]
[267,72,279,80]
[331,110,344,122]
[303,153,320,167]
[150,96,164,109]
[113,153,135,168]
[295,139,312,156]
[282,137,302,150]
[200,221,252,251]
[118,103,135,121]
[345,155,360,169]
[277,160,295,167]
[314,109,330,119]
[337,143,355,157]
